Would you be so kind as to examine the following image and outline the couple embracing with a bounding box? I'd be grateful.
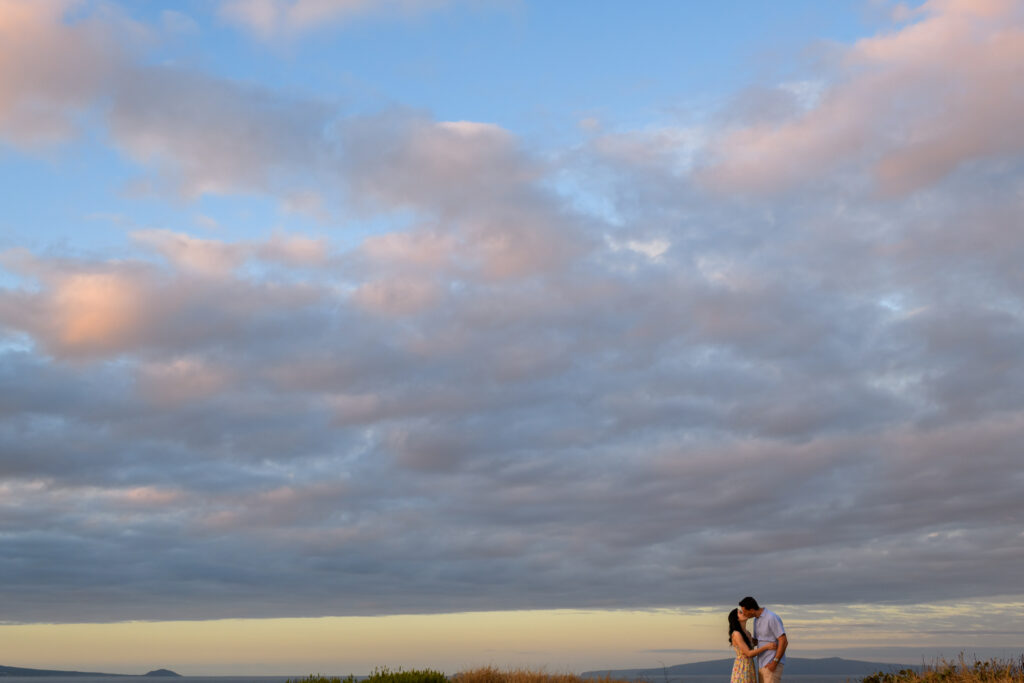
[728,597,788,683]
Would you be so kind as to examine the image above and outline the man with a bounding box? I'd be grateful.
[739,597,787,683]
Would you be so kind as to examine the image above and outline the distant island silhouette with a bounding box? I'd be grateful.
[0,665,181,677]
[583,656,924,679]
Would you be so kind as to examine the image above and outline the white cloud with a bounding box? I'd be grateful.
[132,229,248,277]
[219,0,459,39]
[609,237,671,261]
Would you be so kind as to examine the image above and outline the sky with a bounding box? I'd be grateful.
[2,0,1024,675]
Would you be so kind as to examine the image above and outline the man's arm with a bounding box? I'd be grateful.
[766,633,788,672]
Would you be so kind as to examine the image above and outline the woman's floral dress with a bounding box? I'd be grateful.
[731,644,757,683]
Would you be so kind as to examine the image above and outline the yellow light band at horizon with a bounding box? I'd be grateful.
[2,609,722,675]
[1,601,1021,676]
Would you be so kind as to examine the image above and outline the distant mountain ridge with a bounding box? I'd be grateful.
[0,665,122,677]
[0,665,181,677]
[583,657,924,679]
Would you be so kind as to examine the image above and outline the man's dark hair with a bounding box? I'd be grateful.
[739,596,760,610]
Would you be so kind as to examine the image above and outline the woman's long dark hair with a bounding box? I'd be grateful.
[728,608,753,648]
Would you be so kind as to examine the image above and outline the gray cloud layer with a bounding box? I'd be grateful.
[1,0,1023,623]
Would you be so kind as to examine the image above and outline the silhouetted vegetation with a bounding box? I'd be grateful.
[289,667,634,683]
[290,659,1024,683]
[288,667,448,683]
[454,667,631,683]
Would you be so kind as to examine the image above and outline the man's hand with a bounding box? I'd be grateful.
[765,632,788,674]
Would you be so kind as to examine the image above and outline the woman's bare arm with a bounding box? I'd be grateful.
[731,631,778,657]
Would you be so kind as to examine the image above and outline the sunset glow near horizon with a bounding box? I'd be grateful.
[6,602,1024,675]
[2,0,1024,675]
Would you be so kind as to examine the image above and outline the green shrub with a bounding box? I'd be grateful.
[286,676,358,683]
[452,668,611,683]
[365,667,449,683]
[288,669,449,683]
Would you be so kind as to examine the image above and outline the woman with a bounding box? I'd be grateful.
[729,607,776,683]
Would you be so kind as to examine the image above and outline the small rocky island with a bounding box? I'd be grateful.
[144,671,182,678]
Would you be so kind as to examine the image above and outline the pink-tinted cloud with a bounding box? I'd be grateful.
[50,271,149,354]
[0,0,125,144]
[0,250,152,357]
[196,480,353,532]
[103,485,186,508]
[361,229,461,270]
[132,229,249,277]
[132,229,330,274]
[352,277,443,316]
[345,116,595,279]
[702,0,1024,195]
[257,232,330,267]
[0,242,325,360]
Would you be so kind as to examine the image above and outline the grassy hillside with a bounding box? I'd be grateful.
[863,656,1024,683]
[287,658,1024,683]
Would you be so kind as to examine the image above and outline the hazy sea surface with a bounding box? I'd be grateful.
[0,677,863,683]
[0,678,306,683]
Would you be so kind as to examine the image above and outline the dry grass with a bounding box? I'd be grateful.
[863,657,1024,683]
[452,667,632,683]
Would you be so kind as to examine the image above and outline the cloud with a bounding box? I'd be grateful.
[131,229,249,276]
[352,277,443,316]
[0,240,325,360]
[342,114,596,279]
[5,163,1024,621]
[342,117,537,212]
[0,2,334,203]
[701,0,1024,195]
[130,229,329,274]
[0,0,126,144]
[2,0,1024,626]
[108,67,334,197]
[259,232,331,266]
[219,0,458,39]
[135,356,235,406]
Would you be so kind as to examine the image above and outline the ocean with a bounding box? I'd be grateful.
[0,679,304,683]
[0,677,864,683]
